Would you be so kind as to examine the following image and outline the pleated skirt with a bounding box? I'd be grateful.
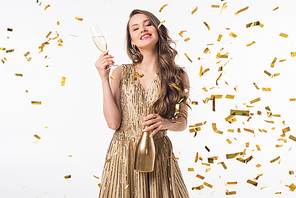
[98,131,189,198]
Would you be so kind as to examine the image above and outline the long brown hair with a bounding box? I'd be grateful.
[126,9,190,121]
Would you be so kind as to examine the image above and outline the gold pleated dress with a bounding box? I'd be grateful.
[98,64,189,198]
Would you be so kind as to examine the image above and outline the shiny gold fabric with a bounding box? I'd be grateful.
[99,64,189,198]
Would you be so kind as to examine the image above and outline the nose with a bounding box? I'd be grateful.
[140,26,148,33]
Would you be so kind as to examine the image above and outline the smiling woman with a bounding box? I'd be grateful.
[95,9,190,198]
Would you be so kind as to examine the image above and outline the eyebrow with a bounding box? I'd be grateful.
[131,19,150,28]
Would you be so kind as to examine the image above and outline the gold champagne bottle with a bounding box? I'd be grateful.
[134,109,156,172]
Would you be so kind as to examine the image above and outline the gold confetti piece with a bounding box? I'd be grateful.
[224,95,234,100]
[263,70,272,76]
[270,156,280,163]
[64,175,71,179]
[58,43,63,47]
[204,22,210,31]
[228,129,234,133]
[244,128,254,133]
[289,171,294,175]
[27,57,32,61]
[204,182,213,188]
[188,168,194,171]
[75,17,83,21]
[7,28,14,31]
[289,135,296,142]
[192,185,204,190]
[68,155,72,157]
[195,121,206,127]
[205,146,210,152]
[270,57,277,68]
[211,95,222,99]
[124,184,129,192]
[14,73,23,77]
[256,145,261,151]
[226,139,232,144]
[57,21,60,25]
[93,175,99,179]
[196,174,205,180]
[158,20,165,28]
[212,5,220,8]
[203,47,210,54]
[273,6,279,11]
[192,101,198,105]
[246,41,255,47]
[255,173,263,180]
[218,162,227,169]
[225,114,235,122]
[31,101,41,105]
[279,33,288,38]
[205,168,211,172]
[217,34,223,42]
[61,77,66,86]
[253,82,259,89]
[282,127,290,133]
[171,84,180,91]
[34,134,41,140]
[250,97,260,104]
[179,30,186,37]
[202,87,208,92]
[191,6,198,15]
[46,31,52,38]
[219,2,228,15]
[226,191,237,195]
[286,183,296,192]
[110,75,115,80]
[229,32,237,38]
[202,162,211,166]
[195,152,199,163]
[279,59,286,62]
[290,98,296,101]
[264,120,274,124]
[44,4,50,10]
[230,110,249,116]
[208,158,214,163]
[226,152,241,159]
[184,37,190,42]
[247,179,258,186]
[235,6,249,16]
[159,4,169,12]
[227,182,237,185]
[291,52,296,57]
[216,72,223,85]
[139,73,144,78]
[6,49,14,53]
[275,144,283,148]
[98,183,101,187]
[24,51,30,57]
[184,53,192,62]
[246,21,261,28]
[256,164,262,168]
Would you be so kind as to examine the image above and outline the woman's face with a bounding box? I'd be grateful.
[129,14,159,51]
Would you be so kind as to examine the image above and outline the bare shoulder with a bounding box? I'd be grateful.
[182,69,190,86]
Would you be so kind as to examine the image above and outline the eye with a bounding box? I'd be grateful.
[146,23,152,27]
[133,28,139,31]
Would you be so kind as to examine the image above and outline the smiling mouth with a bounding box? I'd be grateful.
[140,34,151,40]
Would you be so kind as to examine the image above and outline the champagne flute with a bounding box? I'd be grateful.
[90,24,118,74]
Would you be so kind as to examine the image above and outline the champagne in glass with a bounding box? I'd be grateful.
[90,24,118,74]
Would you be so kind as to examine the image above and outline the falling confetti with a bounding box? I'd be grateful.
[159,4,169,12]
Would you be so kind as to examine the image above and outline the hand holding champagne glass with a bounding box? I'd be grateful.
[90,24,119,78]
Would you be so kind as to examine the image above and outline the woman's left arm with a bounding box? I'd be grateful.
[143,72,190,137]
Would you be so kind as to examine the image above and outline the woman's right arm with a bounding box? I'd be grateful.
[95,50,122,130]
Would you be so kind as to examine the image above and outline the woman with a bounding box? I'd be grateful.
[95,9,190,198]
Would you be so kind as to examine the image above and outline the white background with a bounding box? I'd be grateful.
[0,0,296,197]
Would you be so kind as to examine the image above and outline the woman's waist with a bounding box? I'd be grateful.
[113,128,167,142]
